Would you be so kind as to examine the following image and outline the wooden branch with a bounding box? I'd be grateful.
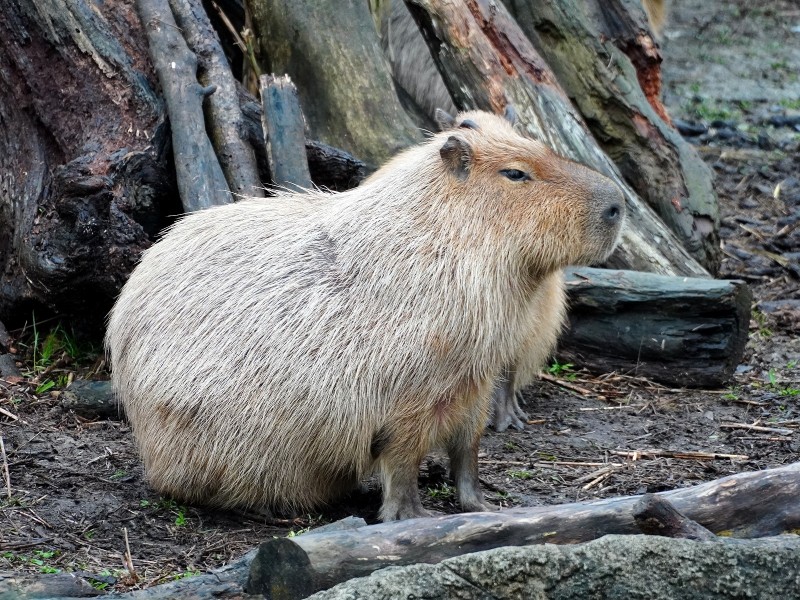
[137,0,232,210]
[404,0,708,278]
[505,0,721,272]
[169,0,263,197]
[305,140,368,191]
[243,462,800,598]
[558,267,752,387]
[246,0,422,169]
[633,494,717,540]
[260,75,313,191]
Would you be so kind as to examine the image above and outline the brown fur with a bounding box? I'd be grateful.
[105,110,624,521]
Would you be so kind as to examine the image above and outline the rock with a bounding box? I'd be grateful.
[59,380,121,420]
[673,118,707,136]
[0,354,22,380]
[309,534,800,600]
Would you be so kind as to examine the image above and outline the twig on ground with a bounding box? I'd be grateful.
[720,422,793,436]
[611,449,749,461]
[123,526,139,582]
[579,404,646,411]
[30,351,70,385]
[539,372,605,400]
[1,434,11,498]
[0,406,19,421]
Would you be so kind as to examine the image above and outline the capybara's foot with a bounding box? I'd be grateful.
[490,386,528,432]
[460,495,499,513]
[458,484,497,513]
[379,496,431,521]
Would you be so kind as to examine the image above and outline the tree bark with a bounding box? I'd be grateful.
[404,0,709,278]
[0,0,175,323]
[558,267,752,387]
[246,0,422,170]
[505,0,721,273]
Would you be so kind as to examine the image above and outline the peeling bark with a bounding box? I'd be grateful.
[0,0,175,322]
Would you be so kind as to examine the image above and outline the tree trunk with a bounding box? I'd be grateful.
[505,0,721,273]
[0,0,175,322]
[404,0,709,278]
[246,0,423,170]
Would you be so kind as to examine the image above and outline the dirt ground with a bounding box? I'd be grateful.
[1,0,799,592]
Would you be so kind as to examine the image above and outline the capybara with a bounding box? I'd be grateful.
[106,110,625,521]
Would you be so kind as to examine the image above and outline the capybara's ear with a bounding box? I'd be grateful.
[504,104,518,126]
[440,136,473,181]
[435,108,456,131]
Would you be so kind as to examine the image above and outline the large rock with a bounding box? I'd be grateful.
[309,534,800,599]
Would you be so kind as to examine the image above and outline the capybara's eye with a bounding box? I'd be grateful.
[499,169,531,182]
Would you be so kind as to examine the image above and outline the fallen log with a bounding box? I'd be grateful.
[4,463,798,599]
[244,462,800,598]
[405,0,708,278]
[558,267,752,387]
[632,494,717,540]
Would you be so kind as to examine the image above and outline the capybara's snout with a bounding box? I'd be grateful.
[586,173,626,261]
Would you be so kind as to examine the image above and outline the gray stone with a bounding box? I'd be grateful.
[309,534,800,599]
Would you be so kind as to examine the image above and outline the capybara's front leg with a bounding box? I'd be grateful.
[378,455,430,521]
[488,364,529,432]
[447,424,497,513]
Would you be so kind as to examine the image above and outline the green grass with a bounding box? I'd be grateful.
[507,469,533,480]
[548,360,577,381]
[426,483,455,500]
[19,314,100,393]
[1,549,61,573]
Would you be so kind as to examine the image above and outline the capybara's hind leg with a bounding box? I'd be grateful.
[447,425,496,513]
[488,364,528,432]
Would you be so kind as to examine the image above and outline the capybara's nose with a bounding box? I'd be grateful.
[595,179,625,229]
[602,202,623,226]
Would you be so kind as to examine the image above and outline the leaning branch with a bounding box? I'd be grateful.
[136,0,232,210]
[168,0,263,197]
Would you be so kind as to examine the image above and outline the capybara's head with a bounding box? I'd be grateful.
[434,109,625,274]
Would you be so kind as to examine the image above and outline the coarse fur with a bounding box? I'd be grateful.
[106,111,624,521]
